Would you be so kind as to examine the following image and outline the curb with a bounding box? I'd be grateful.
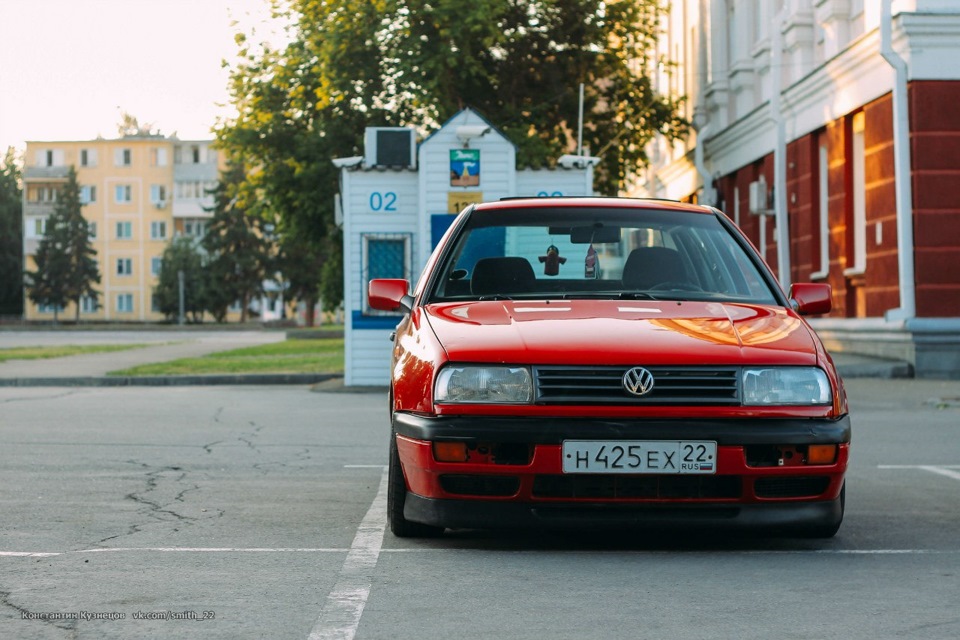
[836,361,913,379]
[0,373,343,387]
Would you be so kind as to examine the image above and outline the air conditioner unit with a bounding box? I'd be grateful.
[154,200,167,209]
[748,177,773,216]
[364,127,417,169]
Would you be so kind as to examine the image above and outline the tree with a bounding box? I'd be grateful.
[217,0,685,315]
[202,165,272,323]
[117,111,162,138]
[154,237,206,323]
[275,230,326,326]
[372,0,688,191]
[24,166,100,323]
[0,148,23,317]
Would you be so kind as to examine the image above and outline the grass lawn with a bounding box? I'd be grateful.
[108,338,344,376]
[0,344,150,363]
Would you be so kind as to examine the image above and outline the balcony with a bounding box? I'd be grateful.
[24,166,70,180]
[23,201,57,216]
[172,197,215,218]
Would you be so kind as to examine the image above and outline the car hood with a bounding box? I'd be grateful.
[424,299,819,366]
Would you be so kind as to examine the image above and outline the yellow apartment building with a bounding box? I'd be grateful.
[22,137,221,321]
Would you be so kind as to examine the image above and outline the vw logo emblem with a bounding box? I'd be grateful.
[623,367,655,397]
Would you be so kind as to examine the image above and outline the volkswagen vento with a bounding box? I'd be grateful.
[368,197,849,538]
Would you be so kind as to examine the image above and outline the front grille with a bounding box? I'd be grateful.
[754,476,830,498]
[534,366,740,405]
[532,474,742,499]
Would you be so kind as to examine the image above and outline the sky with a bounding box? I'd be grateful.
[0,0,285,153]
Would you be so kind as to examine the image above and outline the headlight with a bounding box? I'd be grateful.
[742,367,831,405]
[435,366,533,404]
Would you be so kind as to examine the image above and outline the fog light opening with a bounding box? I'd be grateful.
[433,441,469,462]
[807,444,838,465]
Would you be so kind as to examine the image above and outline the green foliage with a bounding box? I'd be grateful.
[24,166,101,322]
[155,236,206,322]
[373,0,688,191]
[0,148,23,316]
[202,165,273,322]
[217,0,686,316]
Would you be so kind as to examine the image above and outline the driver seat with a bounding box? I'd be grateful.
[622,247,688,290]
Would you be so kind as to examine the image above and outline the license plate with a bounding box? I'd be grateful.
[562,440,717,474]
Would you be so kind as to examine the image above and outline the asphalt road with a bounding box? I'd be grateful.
[1,378,959,639]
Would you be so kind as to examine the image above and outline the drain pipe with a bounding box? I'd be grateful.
[693,111,714,207]
[693,0,715,208]
[880,0,916,320]
[771,8,791,290]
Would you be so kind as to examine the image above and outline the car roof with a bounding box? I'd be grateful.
[474,196,717,215]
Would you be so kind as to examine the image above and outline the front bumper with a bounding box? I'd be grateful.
[393,412,850,531]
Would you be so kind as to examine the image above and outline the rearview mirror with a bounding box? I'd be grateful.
[570,225,621,244]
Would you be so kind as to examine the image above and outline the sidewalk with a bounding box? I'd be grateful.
[0,329,340,387]
[0,328,911,387]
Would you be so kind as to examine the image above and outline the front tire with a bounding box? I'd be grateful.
[387,433,444,538]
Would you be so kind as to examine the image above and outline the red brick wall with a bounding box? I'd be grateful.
[910,81,960,316]
[709,83,960,318]
[862,95,901,316]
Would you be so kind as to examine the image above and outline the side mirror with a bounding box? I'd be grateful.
[368,279,414,313]
[789,282,832,315]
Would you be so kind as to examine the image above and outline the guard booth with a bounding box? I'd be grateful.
[335,107,597,386]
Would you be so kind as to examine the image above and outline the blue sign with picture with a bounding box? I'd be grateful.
[450,149,480,187]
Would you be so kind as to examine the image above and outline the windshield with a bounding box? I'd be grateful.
[428,205,779,304]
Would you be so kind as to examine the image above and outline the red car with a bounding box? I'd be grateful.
[368,197,849,538]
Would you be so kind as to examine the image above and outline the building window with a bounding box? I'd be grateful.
[80,295,98,313]
[844,112,866,277]
[80,148,97,167]
[31,187,58,203]
[811,144,830,279]
[115,148,132,166]
[35,149,63,167]
[117,258,133,276]
[116,221,132,239]
[116,293,134,313]
[176,181,208,199]
[150,184,167,205]
[33,218,47,237]
[150,221,167,240]
[115,185,132,203]
[362,233,411,315]
[184,220,205,237]
[192,145,201,163]
[151,292,161,313]
[37,302,65,314]
[151,257,162,276]
[150,147,168,167]
[88,221,97,239]
[80,185,97,204]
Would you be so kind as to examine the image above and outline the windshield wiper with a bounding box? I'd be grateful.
[477,294,514,301]
[559,292,658,301]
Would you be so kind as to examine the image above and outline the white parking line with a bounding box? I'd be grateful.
[879,465,960,481]
[307,468,389,640]
[5,548,960,558]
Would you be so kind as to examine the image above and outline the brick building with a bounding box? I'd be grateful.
[639,0,960,377]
